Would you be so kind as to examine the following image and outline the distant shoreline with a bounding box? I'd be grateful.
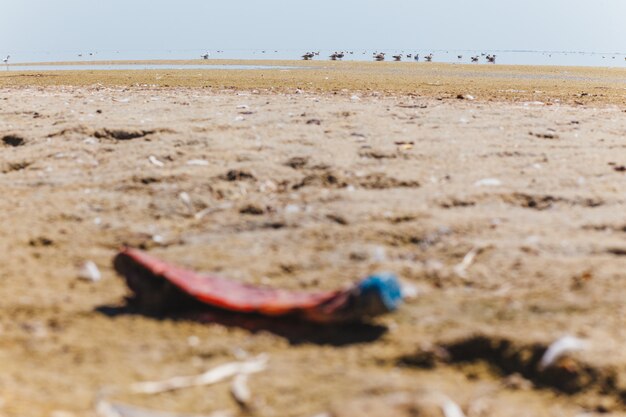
[5,58,626,71]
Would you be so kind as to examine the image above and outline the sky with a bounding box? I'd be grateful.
[1,0,625,58]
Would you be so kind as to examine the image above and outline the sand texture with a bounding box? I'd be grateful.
[2,60,626,105]
[1,63,626,416]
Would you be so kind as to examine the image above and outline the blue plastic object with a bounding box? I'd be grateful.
[356,273,403,315]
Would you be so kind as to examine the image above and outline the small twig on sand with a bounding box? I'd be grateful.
[453,246,487,278]
[131,355,268,395]
[230,373,251,407]
[193,202,232,220]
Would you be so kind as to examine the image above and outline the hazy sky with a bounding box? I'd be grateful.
[2,0,625,54]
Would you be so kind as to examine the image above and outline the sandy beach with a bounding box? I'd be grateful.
[1,61,626,416]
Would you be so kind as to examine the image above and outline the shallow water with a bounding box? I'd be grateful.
[3,48,626,68]
[4,64,300,72]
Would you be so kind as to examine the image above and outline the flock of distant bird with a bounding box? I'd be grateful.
[301,51,499,63]
[2,51,624,68]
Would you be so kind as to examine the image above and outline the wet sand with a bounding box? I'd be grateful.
[1,62,626,416]
[3,59,626,105]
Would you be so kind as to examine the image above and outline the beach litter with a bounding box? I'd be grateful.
[113,248,403,323]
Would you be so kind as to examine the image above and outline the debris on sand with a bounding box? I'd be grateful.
[394,141,414,151]
[131,355,268,395]
[94,128,161,140]
[113,248,403,323]
[453,246,487,278]
[284,156,310,169]
[2,134,26,147]
[539,335,587,370]
[186,159,210,166]
[220,169,256,182]
[148,155,165,167]
[473,178,502,187]
[78,261,102,282]
[441,397,466,417]
[529,131,559,139]
[178,192,193,213]
[230,373,251,407]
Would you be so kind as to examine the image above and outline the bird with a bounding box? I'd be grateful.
[373,52,385,61]
[486,54,496,63]
[3,55,9,70]
[471,56,479,62]
[329,52,342,60]
[201,53,210,60]
[414,54,419,62]
[457,55,463,60]
[392,54,402,61]
[424,53,433,62]
[302,52,314,60]
[406,54,412,59]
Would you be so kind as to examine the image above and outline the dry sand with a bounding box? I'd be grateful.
[1,61,626,416]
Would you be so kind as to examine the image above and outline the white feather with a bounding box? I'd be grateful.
[539,336,586,370]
